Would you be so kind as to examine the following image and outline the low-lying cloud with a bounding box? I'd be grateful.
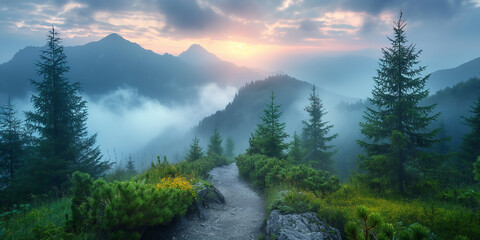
[86,83,237,155]
[10,83,237,157]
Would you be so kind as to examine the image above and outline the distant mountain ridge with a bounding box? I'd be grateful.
[178,43,265,86]
[0,34,264,104]
[428,57,480,94]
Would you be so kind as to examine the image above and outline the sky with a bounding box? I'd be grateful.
[1,0,480,71]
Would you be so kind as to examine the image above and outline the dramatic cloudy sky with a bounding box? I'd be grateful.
[1,0,480,70]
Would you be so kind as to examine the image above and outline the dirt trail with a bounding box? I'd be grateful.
[170,163,265,240]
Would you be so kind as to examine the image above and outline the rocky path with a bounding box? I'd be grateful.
[170,163,265,240]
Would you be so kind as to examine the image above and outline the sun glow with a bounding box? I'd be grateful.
[119,36,280,68]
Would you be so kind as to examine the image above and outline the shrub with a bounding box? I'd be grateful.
[236,153,260,179]
[281,190,321,213]
[345,206,383,240]
[32,223,73,240]
[69,171,93,233]
[237,154,285,188]
[457,189,480,209]
[69,172,195,239]
[207,153,227,167]
[140,153,228,182]
[316,184,480,239]
[237,154,339,194]
[253,156,286,188]
[345,206,436,240]
[279,164,339,195]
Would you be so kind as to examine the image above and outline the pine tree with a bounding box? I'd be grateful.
[225,137,235,158]
[302,85,337,170]
[208,129,224,156]
[186,137,204,162]
[126,154,136,175]
[248,92,288,159]
[0,97,24,186]
[287,131,305,164]
[24,27,110,193]
[357,13,440,192]
[460,96,480,181]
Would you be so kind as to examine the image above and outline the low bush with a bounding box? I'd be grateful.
[317,185,480,239]
[236,153,259,179]
[279,164,339,196]
[69,171,195,239]
[32,223,73,240]
[344,205,435,240]
[273,190,320,214]
[236,154,339,194]
[140,154,228,182]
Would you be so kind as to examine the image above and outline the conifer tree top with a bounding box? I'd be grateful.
[208,128,224,156]
[248,91,288,159]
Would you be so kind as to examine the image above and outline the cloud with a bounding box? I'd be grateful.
[156,0,222,31]
[299,19,323,33]
[207,0,268,19]
[338,0,471,20]
[85,83,236,154]
[0,0,479,68]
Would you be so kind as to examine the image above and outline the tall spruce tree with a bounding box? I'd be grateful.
[225,137,235,158]
[0,97,24,186]
[208,129,224,156]
[186,137,204,162]
[357,13,439,192]
[460,96,480,181]
[248,92,288,159]
[302,85,337,171]
[24,27,109,194]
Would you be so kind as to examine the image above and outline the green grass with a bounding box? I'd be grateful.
[270,184,480,239]
[0,197,77,239]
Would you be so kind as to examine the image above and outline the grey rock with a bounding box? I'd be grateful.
[196,183,225,206]
[194,182,226,220]
[266,210,341,240]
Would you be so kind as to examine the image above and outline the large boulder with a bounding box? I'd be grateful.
[266,210,341,240]
[193,182,225,219]
[195,182,225,206]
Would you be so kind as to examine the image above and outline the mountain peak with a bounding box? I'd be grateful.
[178,44,220,66]
[90,33,146,52]
[98,33,130,44]
[185,44,208,53]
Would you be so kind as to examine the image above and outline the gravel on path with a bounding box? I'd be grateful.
[170,163,265,240]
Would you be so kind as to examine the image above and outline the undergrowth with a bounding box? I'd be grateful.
[1,153,228,239]
[267,184,480,239]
